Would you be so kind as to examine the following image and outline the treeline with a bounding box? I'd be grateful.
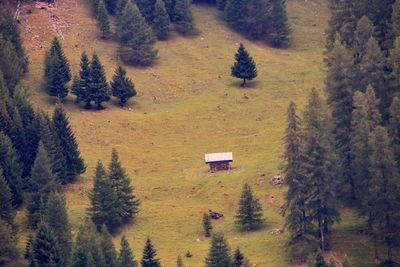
[283,0,400,265]
[90,0,198,66]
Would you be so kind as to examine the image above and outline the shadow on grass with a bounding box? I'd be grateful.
[228,80,262,89]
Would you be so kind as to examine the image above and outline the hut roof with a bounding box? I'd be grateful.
[205,152,233,163]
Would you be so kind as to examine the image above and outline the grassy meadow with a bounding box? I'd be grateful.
[16,0,389,265]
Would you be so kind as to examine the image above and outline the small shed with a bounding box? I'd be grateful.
[205,152,233,172]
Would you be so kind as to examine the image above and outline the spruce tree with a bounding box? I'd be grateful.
[353,16,374,65]
[118,235,137,267]
[216,0,226,11]
[89,54,111,109]
[71,75,82,103]
[73,53,91,107]
[0,131,23,206]
[89,161,121,231]
[136,0,157,24]
[386,37,400,120]
[26,142,58,229]
[111,66,137,107]
[163,0,176,21]
[389,96,400,166]
[46,55,69,101]
[231,247,244,267]
[105,0,118,14]
[173,0,198,35]
[24,234,34,262]
[202,213,212,237]
[393,0,400,37]
[268,0,291,47]
[204,233,231,267]
[141,238,161,267]
[52,105,86,181]
[100,225,118,267]
[0,33,25,91]
[231,43,257,87]
[118,2,158,66]
[153,0,171,40]
[0,168,14,227]
[0,219,20,267]
[235,183,264,230]
[116,0,129,18]
[98,0,112,39]
[31,222,62,267]
[224,0,246,33]
[45,192,72,266]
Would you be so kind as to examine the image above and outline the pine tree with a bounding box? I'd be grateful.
[231,247,244,267]
[163,0,176,21]
[100,225,118,267]
[26,142,58,229]
[111,66,137,106]
[118,2,158,66]
[204,233,231,267]
[386,37,400,120]
[176,255,183,267]
[202,213,212,237]
[216,0,226,11]
[0,219,20,267]
[141,238,161,267]
[46,54,69,100]
[353,16,374,65]
[89,161,121,231]
[0,33,25,91]
[136,0,157,24]
[153,0,171,40]
[116,0,129,18]
[0,168,14,227]
[389,96,400,166]
[235,183,264,230]
[368,126,400,262]
[31,222,62,267]
[224,0,246,33]
[98,0,111,39]
[104,0,118,14]
[72,53,91,107]
[45,192,72,266]
[173,0,198,35]
[24,234,34,262]
[118,235,137,267]
[52,105,86,181]
[231,43,257,87]
[0,130,23,206]
[89,54,111,109]
[393,0,400,37]
[268,0,291,47]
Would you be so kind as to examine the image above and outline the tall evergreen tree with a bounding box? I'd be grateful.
[100,225,117,267]
[0,33,25,91]
[118,2,158,66]
[203,213,212,237]
[163,0,176,21]
[231,247,244,267]
[104,0,118,14]
[136,0,157,24]
[225,0,246,33]
[0,168,14,227]
[98,0,112,39]
[353,16,374,66]
[386,37,400,119]
[153,0,171,40]
[72,53,91,107]
[173,0,198,35]
[216,0,226,11]
[52,105,85,181]
[204,233,231,267]
[89,54,111,109]
[45,192,72,266]
[268,0,291,47]
[118,235,137,267]
[231,43,257,87]
[89,161,121,231]
[392,0,400,37]
[235,183,264,230]
[141,238,161,267]
[389,96,400,166]
[46,55,69,101]
[0,219,20,267]
[31,222,62,267]
[116,0,129,18]
[111,66,137,107]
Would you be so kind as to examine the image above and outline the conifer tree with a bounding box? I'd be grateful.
[202,213,212,237]
[163,0,176,21]
[268,0,291,47]
[104,0,118,14]
[216,0,226,11]
[116,0,129,18]
[98,0,111,39]
[224,0,246,33]
[389,96,400,166]
[313,252,329,267]
[52,105,86,181]
[235,183,264,230]
[26,142,58,229]
[392,0,400,37]
[153,0,171,40]
[176,255,183,267]
[386,37,400,120]
[24,234,34,262]
[0,168,14,227]
[0,130,23,206]
[118,2,158,66]
[111,66,137,106]
[0,33,25,91]
[89,161,121,231]
[0,219,20,267]
[232,247,244,267]
[71,75,81,103]
[100,225,118,267]
[73,53,91,107]
[46,55,69,101]
[141,238,161,267]
[89,54,111,109]
[118,235,138,267]
[31,222,62,267]
[136,0,157,24]
[204,233,231,267]
[45,192,72,266]
[231,43,257,87]
[353,16,374,66]
[174,0,198,35]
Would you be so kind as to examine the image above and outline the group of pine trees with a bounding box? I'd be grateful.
[44,38,137,108]
[284,0,400,264]
[90,0,198,66]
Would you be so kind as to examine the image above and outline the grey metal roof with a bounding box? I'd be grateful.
[205,152,233,163]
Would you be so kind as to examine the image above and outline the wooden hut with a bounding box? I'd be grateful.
[204,152,233,172]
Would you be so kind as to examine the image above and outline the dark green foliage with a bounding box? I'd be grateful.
[100,225,118,267]
[0,168,14,227]
[353,16,374,65]
[45,192,72,266]
[313,252,329,267]
[377,261,400,267]
[118,2,158,66]
[111,66,137,106]
[26,143,58,229]
[153,0,171,40]
[0,132,23,206]
[24,234,34,262]
[89,161,121,231]
[31,222,62,267]
[231,43,257,87]
[116,0,129,18]
[72,53,91,107]
[216,0,226,11]
[89,54,111,109]
[105,0,118,14]
[136,0,157,24]
[268,0,291,47]
[118,235,137,267]
[0,219,19,267]
[235,183,264,230]
[385,37,400,120]
[163,0,176,21]
[108,148,140,222]
[141,238,161,267]
[202,213,212,237]
[98,0,111,39]
[393,0,400,37]
[231,247,244,267]
[389,96,400,166]
[204,233,231,267]
[174,0,198,35]
[52,105,86,181]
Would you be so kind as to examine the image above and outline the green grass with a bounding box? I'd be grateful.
[17,0,396,265]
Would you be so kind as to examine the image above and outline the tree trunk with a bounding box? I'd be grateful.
[319,217,325,252]
[241,78,246,87]
[373,235,379,260]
